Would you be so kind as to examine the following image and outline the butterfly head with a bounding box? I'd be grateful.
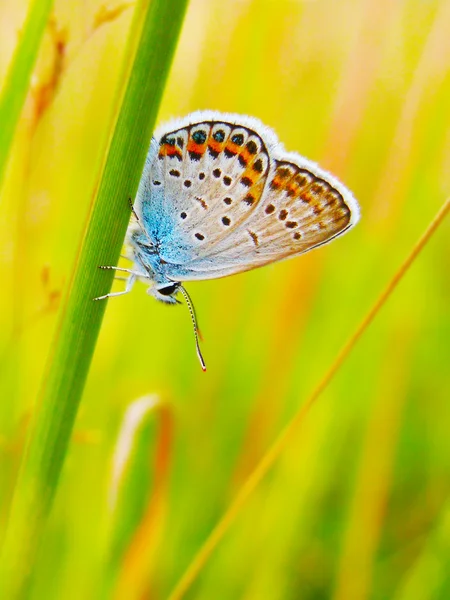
[148,282,180,305]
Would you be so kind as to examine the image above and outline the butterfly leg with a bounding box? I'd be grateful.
[93,273,139,301]
[98,265,147,276]
[94,265,150,301]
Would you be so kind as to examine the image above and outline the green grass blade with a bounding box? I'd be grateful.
[0,0,54,191]
[0,0,189,597]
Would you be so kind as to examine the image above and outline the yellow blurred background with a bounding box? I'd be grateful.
[1,0,449,598]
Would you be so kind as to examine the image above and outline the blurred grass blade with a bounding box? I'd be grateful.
[0,0,189,597]
[105,394,173,600]
[0,0,54,191]
[394,499,450,600]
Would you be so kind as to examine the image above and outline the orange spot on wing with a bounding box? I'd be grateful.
[187,140,206,156]
[208,139,223,154]
[167,147,182,158]
[242,165,263,183]
[270,176,284,189]
[299,190,312,204]
[239,148,252,165]
[159,144,182,160]
[224,142,239,156]
[286,183,300,197]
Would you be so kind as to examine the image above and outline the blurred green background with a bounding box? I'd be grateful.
[1,0,449,598]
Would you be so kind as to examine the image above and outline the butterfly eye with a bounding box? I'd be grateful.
[158,284,178,296]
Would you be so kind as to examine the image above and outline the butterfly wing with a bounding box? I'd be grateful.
[135,111,359,282]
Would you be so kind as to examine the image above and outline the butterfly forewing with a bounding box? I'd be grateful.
[152,118,270,265]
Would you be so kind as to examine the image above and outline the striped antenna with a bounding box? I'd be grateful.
[179,285,206,372]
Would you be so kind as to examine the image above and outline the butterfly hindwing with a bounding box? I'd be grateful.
[187,155,357,270]
[251,157,356,253]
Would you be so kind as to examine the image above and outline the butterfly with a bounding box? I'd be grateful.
[95,111,360,370]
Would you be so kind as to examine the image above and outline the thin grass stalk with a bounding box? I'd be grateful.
[0,0,54,191]
[168,196,450,600]
[0,0,189,597]
[332,324,413,600]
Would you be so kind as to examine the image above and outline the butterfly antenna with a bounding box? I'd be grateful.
[178,285,206,372]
